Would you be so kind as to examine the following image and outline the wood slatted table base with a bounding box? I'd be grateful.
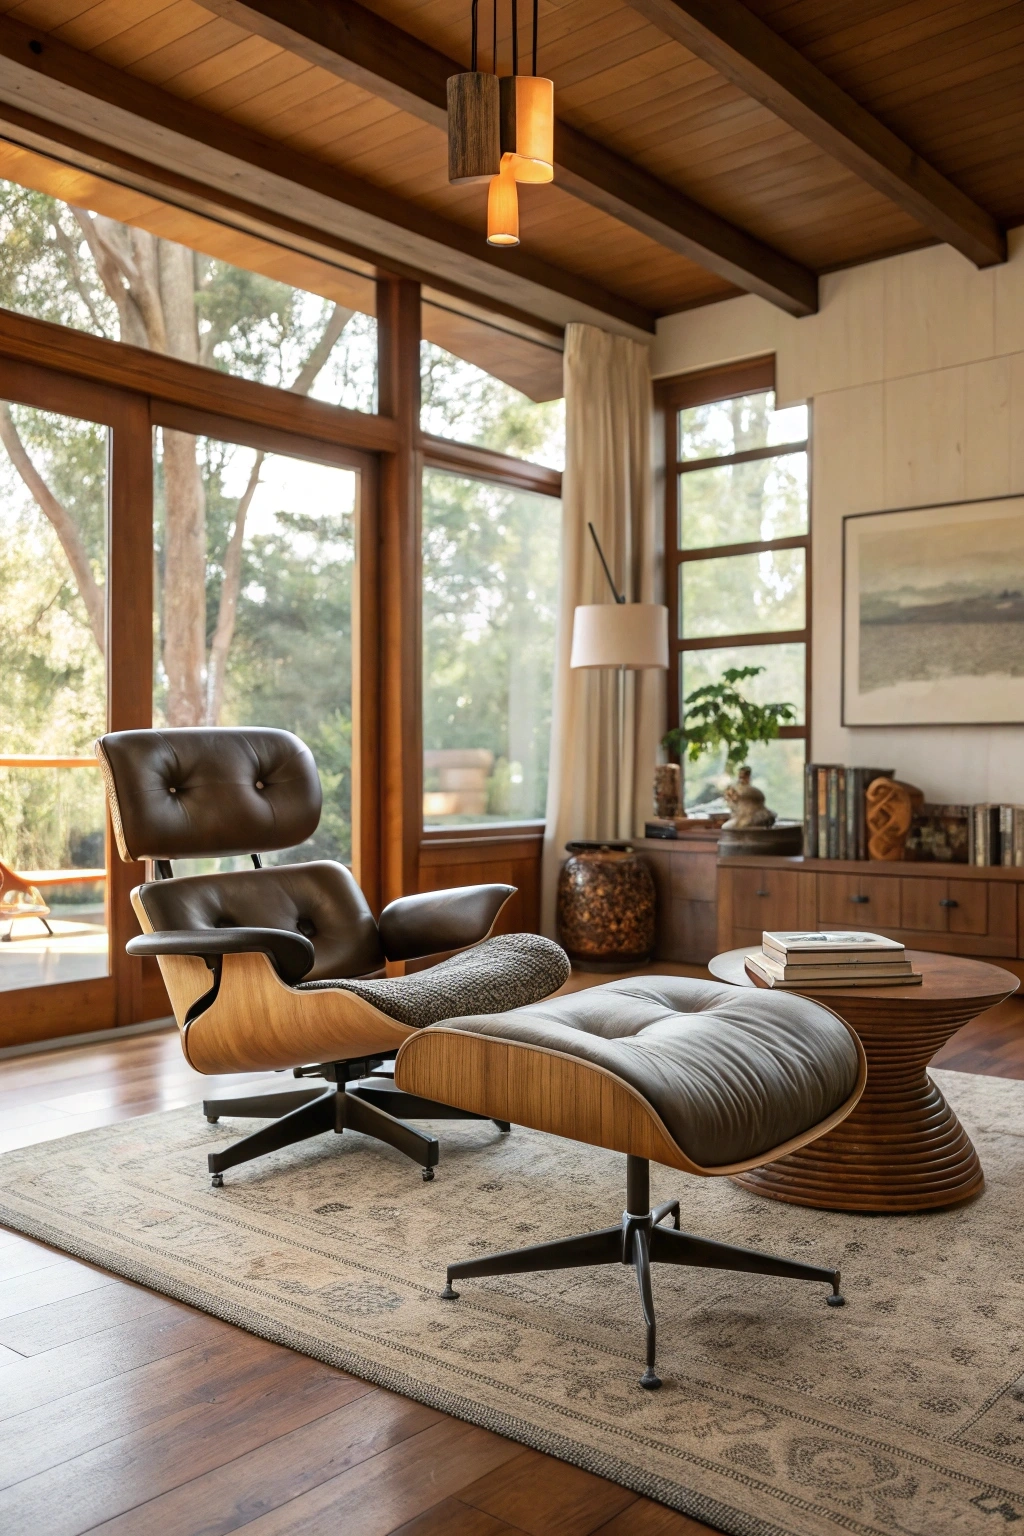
[708,949,1018,1213]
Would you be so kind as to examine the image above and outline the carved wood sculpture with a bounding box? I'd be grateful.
[865,776,924,861]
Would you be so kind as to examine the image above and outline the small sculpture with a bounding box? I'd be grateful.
[653,764,681,820]
[865,777,924,861]
[722,766,777,830]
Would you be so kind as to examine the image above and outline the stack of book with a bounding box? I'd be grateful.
[745,930,922,988]
[803,764,893,860]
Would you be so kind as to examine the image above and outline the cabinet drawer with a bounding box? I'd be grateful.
[947,880,989,936]
[818,873,900,929]
[900,878,949,933]
[730,868,801,932]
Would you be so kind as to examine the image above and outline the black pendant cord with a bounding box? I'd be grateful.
[471,0,478,70]
[533,0,538,74]
[512,0,519,75]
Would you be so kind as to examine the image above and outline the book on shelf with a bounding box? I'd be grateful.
[999,805,1024,867]
[745,952,922,988]
[803,765,893,860]
[969,804,1002,866]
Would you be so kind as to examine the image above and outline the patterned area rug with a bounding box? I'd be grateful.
[1,1067,1024,1536]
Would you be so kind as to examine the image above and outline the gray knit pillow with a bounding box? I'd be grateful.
[298,932,570,1027]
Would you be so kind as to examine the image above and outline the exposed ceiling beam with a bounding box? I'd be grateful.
[625,0,1006,270]
[0,14,653,336]
[198,0,818,317]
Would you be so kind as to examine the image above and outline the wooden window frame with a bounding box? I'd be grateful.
[656,355,811,786]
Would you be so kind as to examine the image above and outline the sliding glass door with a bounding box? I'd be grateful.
[0,398,109,993]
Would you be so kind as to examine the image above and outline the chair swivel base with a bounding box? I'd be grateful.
[203,1065,511,1186]
[440,1154,844,1390]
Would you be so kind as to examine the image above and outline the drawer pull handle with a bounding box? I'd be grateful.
[849,894,870,904]
[755,889,770,897]
[939,898,959,908]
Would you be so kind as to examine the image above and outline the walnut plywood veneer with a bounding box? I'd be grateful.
[396,1023,866,1180]
[709,947,1018,1212]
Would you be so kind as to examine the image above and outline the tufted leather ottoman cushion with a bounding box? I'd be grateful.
[435,976,860,1167]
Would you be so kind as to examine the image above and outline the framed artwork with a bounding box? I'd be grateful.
[842,494,1024,726]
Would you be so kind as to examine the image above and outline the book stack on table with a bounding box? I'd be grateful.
[745,931,923,989]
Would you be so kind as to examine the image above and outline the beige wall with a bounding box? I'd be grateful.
[652,231,1024,806]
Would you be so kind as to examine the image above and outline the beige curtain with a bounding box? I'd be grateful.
[540,323,662,937]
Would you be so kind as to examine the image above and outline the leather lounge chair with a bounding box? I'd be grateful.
[95,726,570,1186]
[395,977,867,1388]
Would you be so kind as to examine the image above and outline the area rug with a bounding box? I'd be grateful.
[2,1069,1024,1536]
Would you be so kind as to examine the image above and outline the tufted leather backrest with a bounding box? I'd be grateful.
[138,861,385,981]
[96,727,322,861]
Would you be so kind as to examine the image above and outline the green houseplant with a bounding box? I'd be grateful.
[662,666,796,807]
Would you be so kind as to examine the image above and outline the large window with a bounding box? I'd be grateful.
[663,359,809,819]
[420,337,564,470]
[422,468,560,828]
[153,431,360,872]
[0,155,377,412]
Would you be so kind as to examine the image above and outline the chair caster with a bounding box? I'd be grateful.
[493,1120,511,1133]
[422,1167,435,1181]
[639,1367,662,1391]
[441,1281,459,1300]
[826,1292,845,1307]
[211,1173,224,1188]
[206,1115,220,1124]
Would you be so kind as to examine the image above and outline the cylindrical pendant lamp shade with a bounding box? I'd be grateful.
[499,75,554,183]
[487,154,520,246]
[570,604,669,670]
[448,72,501,184]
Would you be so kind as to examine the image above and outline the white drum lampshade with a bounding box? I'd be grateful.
[570,603,669,670]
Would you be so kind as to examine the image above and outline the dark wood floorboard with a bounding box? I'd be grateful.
[0,974,1020,1536]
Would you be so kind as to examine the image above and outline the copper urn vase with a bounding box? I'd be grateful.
[556,841,656,971]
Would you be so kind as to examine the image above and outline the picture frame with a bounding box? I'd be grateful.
[842,494,1024,726]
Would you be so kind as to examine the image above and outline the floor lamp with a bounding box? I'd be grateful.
[570,525,668,839]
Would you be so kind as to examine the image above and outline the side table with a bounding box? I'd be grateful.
[708,947,1018,1212]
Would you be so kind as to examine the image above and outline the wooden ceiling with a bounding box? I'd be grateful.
[0,0,1019,337]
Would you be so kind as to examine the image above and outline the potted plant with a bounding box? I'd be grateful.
[662,665,801,853]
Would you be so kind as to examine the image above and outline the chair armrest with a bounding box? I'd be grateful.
[378,884,515,963]
[126,927,315,985]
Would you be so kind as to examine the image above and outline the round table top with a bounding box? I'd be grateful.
[709,946,1019,1004]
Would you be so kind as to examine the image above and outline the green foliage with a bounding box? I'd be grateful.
[422,467,559,822]
[420,342,564,469]
[663,665,796,776]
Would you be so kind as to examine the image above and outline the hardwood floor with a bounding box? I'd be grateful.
[1,966,1021,1536]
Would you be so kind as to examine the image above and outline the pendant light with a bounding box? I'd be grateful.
[448,2,554,246]
[447,1,500,184]
[487,153,520,246]
[500,1,554,184]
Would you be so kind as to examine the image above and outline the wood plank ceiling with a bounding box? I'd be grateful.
[0,0,1020,331]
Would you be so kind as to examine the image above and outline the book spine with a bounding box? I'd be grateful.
[827,768,839,860]
[968,805,977,866]
[846,769,858,861]
[803,762,817,858]
[856,770,868,860]
[817,769,829,859]
[991,804,1002,866]
[1002,805,1013,867]
[837,767,848,861]
[1016,808,1024,868]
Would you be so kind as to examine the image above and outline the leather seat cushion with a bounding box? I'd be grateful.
[140,861,384,981]
[436,976,859,1168]
[300,933,571,1027]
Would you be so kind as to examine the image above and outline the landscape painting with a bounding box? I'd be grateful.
[843,496,1024,725]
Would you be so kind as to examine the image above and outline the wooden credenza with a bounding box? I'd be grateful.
[633,832,721,964]
[717,855,1024,962]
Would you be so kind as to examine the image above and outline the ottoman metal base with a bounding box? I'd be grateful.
[441,1155,844,1389]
